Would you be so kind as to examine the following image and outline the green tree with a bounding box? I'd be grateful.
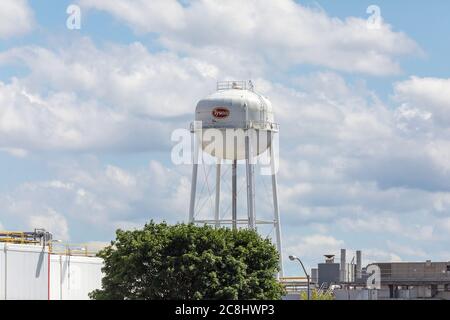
[90,221,285,300]
[300,289,334,300]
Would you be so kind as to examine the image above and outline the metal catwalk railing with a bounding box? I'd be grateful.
[216,80,254,91]
[48,243,104,257]
[1,229,105,257]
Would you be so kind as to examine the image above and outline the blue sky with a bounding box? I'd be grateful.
[1,0,450,276]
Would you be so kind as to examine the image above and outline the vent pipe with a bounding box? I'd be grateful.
[356,250,362,279]
[340,249,346,282]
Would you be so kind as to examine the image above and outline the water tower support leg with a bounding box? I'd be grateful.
[215,161,221,228]
[245,133,256,230]
[188,163,198,223]
[189,138,200,224]
[232,160,237,231]
[270,144,284,278]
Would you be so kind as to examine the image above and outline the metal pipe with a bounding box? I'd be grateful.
[340,249,346,282]
[189,135,200,224]
[47,247,50,300]
[4,244,7,300]
[215,162,221,228]
[189,163,198,224]
[245,133,256,230]
[189,127,201,224]
[356,250,362,279]
[59,255,62,300]
[232,160,237,231]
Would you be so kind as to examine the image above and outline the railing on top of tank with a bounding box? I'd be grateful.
[216,80,254,91]
[190,120,279,132]
[248,120,279,131]
[48,242,107,257]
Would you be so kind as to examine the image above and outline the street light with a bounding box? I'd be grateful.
[289,255,310,300]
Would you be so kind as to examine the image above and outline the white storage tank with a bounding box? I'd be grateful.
[0,242,103,300]
[189,81,284,275]
[194,81,277,160]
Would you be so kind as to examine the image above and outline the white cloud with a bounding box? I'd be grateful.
[285,234,344,258]
[0,40,226,153]
[362,248,402,263]
[338,215,404,235]
[386,241,428,259]
[439,217,450,233]
[0,40,219,118]
[0,8,447,267]
[106,165,137,187]
[29,209,70,241]
[394,76,450,128]
[0,80,158,153]
[337,215,436,242]
[0,0,34,38]
[0,159,191,240]
[80,0,185,33]
[79,0,419,75]
[284,233,344,270]
[1,66,445,265]
[0,147,28,158]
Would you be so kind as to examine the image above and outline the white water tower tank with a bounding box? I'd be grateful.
[188,81,284,276]
[194,81,277,160]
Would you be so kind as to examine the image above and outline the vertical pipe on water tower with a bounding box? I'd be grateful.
[244,102,256,230]
[215,161,221,228]
[189,164,198,224]
[189,131,200,223]
[246,132,256,230]
[232,160,237,231]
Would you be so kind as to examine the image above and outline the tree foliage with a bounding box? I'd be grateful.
[300,289,335,300]
[90,222,285,300]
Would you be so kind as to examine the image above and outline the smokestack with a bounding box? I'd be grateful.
[340,249,346,282]
[356,250,362,279]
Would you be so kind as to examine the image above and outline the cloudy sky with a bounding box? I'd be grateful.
[1,0,450,275]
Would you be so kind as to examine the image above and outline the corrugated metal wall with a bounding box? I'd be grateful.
[0,243,103,300]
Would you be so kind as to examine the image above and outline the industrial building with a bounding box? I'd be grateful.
[284,248,450,300]
[368,261,450,299]
[0,230,103,300]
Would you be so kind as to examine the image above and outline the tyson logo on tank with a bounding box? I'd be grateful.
[212,107,230,119]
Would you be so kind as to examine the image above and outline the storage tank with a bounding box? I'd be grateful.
[194,81,277,160]
[189,80,283,276]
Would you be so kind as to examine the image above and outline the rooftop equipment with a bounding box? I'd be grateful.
[0,229,52,245]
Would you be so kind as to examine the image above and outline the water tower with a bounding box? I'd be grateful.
[189,80,283,276]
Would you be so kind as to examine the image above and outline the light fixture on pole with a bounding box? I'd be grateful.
[289,255,310,300]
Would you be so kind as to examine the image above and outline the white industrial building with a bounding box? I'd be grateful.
[0,231,103,300]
